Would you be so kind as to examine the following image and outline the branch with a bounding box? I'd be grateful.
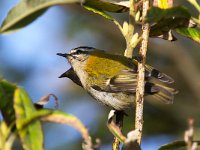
[135,0,150,145]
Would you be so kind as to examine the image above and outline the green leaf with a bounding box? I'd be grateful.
[0,121,16,150]
[0,80,17,125]
[158,140,200,150]
[84,6,114,21]
[158,141,186,150]
[175,27,200,43]
[14,87,44,150]
[13,108,95,149]
[0,0,80,33]
[146,6,191,23]
[147,6,194,41]
[83,0,129,13]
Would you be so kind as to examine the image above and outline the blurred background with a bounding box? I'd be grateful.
[0,0,200,149]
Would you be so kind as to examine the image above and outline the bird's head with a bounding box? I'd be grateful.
[57,46,97,66]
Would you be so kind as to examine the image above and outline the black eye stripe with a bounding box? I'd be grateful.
[76,50,82,54]
[75,46,94,50]
[70,50,83,55]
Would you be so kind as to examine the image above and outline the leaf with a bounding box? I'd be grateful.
[41,110,94,148]
[131,33,139,46]
[0,121,16,150]
[83,0,129,13]
[158,140,200,150]
[150,29,177,41]
[146,6,191,23]
[122,21,129,36]
[83,6,113,21]
[153,0,173,9]
[0,0,80,33]
[34,93,58,109]
[14,87,44,150]
[146,6,195,41]
[175,28,200,43]
[14,109,97,149]
[0,80,17,125]
[158,141,186,150]
[187,0,200,13]
[107,110,126,143]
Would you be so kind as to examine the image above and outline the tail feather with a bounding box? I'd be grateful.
[150,68,174,83]
[133,57,174,83]
[145,64,174,83]
[145,82,178,104]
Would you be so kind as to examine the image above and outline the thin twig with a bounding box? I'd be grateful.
[124,0,135,58]
[135,0,150,145]
[113,19,124,36]
[112,111,124,150]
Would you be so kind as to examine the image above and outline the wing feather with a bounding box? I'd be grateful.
[145,64,174,83]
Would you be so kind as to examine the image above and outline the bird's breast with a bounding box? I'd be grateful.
[88,87,134,110]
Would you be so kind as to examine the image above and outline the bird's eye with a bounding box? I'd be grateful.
[75,50,82,54]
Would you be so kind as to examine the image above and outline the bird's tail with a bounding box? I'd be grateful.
[145,82,178,104]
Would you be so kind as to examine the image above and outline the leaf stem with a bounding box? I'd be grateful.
[135,0,150,145]
[113,18,124,36]
[187,0,200,13]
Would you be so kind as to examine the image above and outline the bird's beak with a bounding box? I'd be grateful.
[57,53,70,58]
[58,71,68,78]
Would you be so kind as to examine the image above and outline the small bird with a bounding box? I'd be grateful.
[57,46,178,111]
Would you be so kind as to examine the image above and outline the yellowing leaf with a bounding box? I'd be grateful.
[84,6,113,20]
[41,110,94,149]
[153,0,173,8]
[0,121,16,150]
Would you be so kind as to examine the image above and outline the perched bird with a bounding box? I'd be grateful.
[57,46,178,111]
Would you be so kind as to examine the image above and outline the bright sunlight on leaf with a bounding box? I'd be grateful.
[175,28,200,43]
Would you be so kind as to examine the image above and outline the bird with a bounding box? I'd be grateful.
[57,46,178,111]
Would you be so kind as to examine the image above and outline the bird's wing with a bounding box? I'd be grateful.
[108,70,138,93]
[91,69,178,104]
[92,69,138,93]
